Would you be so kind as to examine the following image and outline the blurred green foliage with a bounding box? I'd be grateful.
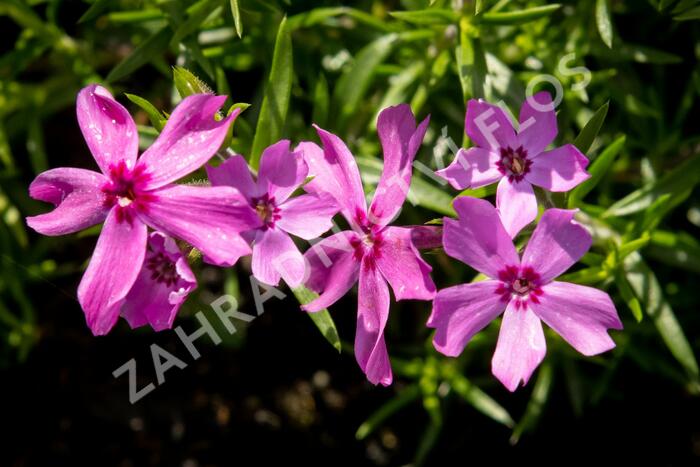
[1,0,700,463]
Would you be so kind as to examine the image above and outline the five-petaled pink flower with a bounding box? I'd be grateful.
[207,140,338,287]
[26,85,259,335]
[427,197,622,392]
[121,231,196,331]
[437,92,590,238]
[299,104,436,386]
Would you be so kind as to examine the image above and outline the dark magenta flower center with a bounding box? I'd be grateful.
[252,194,281,229]
[351,208,384,263]
[496,146,531,183]
[102,161,154,224]
[146,251,179,286]
[495,265,543,309]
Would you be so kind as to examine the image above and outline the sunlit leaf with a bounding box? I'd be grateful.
[250,16,293,169]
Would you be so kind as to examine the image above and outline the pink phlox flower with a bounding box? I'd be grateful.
[121,231,196,331]
[298,104,436,386]
[207,140,339,287]
[437,92,590,238]
[427,197,623,392]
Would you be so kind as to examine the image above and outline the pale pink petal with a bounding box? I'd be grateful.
[299,133,366,228]
[138,95,239,189]
[138,184,259,267]
[491,302,546,392]
[258,140,308,203]
[77,209,147,336]
[121,232,196,331]
[276,193,338,240]
[302,231,360,312]
[368,104,429,226]
[465,99,517,150]
[443,197,519,278]
[355,258,392,386]
[428,280,507,357]
[26,168,109,236]
[521,209,591,283]
[533,281,622,356]
[206,155,258,201]
[252,228,306,287]
[375,226,435,301]
[409,225,443,250]
[76,85,138,174]
[517,91,557,155]
[496,177,538,238]
[525,144,590,191]
[436,147,502,190]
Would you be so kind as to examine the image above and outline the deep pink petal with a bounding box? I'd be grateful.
[252,228,306,287]
[76,85,138,174]
[496,177,538,238]
[533,281,622,356]
[465,99,518,150]
[276,193,338,240]
[525,144,590,191]
[26,168,109,236]
[299,133,366,227]
[436,147,502,190]
[138,95,238,189]
[302,231,361,312]
[258,140,308,203]
[521,209,591,283]
[355,258,392,386]
[77,209,147,335]
[517,91,557,155]
[409,225,443,250]
[428,280,507,357]
[206,155,258,201]
[375,226,435,301]
[138,184,259,266]
[368,104,429,226]
[443,197,519,278]
[491,302,546,392]
[121,232,197,331]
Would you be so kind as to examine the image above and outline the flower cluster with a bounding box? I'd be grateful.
[26,85,622,391]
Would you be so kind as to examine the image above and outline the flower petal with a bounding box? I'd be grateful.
[77,209,147,336]
[521,209,591,283]
[525,144,590,191]
[444,197,519,278]
[436,147,501,190]
[76,85,139,174]
[409,225,443,250]
[252,228,306,287]
[121,232,196,331]
[139,184,259,266]
[276,193,338,240]
[375,226,435,301]
[302,231,360,312]
[491,302,546,392]
[299,132,366,227]
[356,258,392,386]
[206,155,258,201]
[428,280,507,357]
[533,281,622,356]
[258,140,308,203]
[368,104,429,226]
[465,99,517,150]
[517,91,557,155]
[26,168,109,236]
[496,177,538,238]
[138,95,238,189]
